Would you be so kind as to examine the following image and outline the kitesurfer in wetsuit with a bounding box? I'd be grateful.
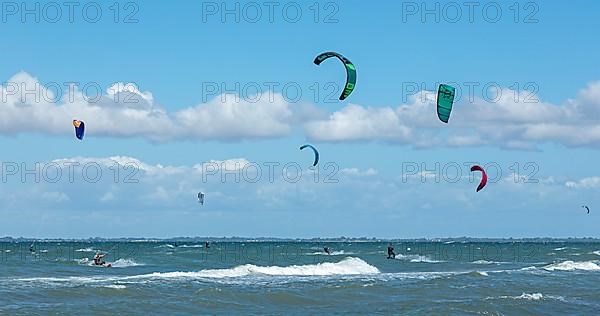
[93,252,107,266]
[387,243,396,259]
[324,246,331,255]
[205,241,210,249]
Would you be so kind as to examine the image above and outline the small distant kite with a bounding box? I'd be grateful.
[437,84,456,123]
[198,192,204,205]
[72,120,85,140]
[314,52,356,100]
[300,144,320,167]
[470,165,487,192]
[582,205,590,214]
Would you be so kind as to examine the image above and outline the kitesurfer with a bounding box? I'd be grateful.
[387,243,396,259]
[93,252,109,266]
[324,246,331,255]
[205,241,210,249]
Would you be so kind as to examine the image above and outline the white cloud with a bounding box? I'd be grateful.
[304,82,600,149]
[41,191,70,202]
[174,94,292,140]
[3,154,597,237]
[100,191,115,202]
[340,168,378,176]
[50,156,253,178]
[305,104,413,142]
[4,72,600,149]
[193,158,251,172]
[565,177,600,189]
[106,82,154,105]
[0,72,294,141]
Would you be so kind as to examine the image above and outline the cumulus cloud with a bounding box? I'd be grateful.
[2,154,598,237]
[565,177,600,189]
[50,156,253,178]
[41,191,70,202]
[305,104,413,142]
[304,82,600,149]
[0,72,294,141]
[193,158,251,172]
[340,168,378,176]
[4,72,600,149]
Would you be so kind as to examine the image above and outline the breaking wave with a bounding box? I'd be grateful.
[306,250,352,256]
[394,254,443,263]
[542,260,600,271]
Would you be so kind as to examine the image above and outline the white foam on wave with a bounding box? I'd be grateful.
[77,257,142,268]
[103,284,126,289]
[493,292,566,302]
[543,260,600,271]
[9,258,380,288]
[471,260,494,265]
[395,254,442,263]
[553,247,567,251]
[157,244,176,249]
[496,293,544,300]
[519,266,538,271]
[306,250,351,256]
[147,257,379,279]
[517,293,544,300]
[111,259,143,268]
[383,269,492,281]
[75,248,98,252]
[591,250,600,256]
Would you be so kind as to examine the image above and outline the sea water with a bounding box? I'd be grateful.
[1,240,599,314]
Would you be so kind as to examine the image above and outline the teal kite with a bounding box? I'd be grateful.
[314,52,356,100]
[300,144,320,167]
[436,84,455,123]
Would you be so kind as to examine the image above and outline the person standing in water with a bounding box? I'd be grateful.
[387,243,396,259]
[324,246,331,255]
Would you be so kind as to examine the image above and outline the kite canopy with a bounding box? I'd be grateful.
[300,144,320,167]
[198,192,204,205]
[72,120,85,140]
[314,52,356,100]
[437,84,456,123]
[582,205,590,214]
[470,165,487,192]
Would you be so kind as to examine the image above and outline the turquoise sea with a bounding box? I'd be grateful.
[1,240,599,315]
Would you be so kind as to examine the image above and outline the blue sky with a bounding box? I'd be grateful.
[1,0,599,238]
